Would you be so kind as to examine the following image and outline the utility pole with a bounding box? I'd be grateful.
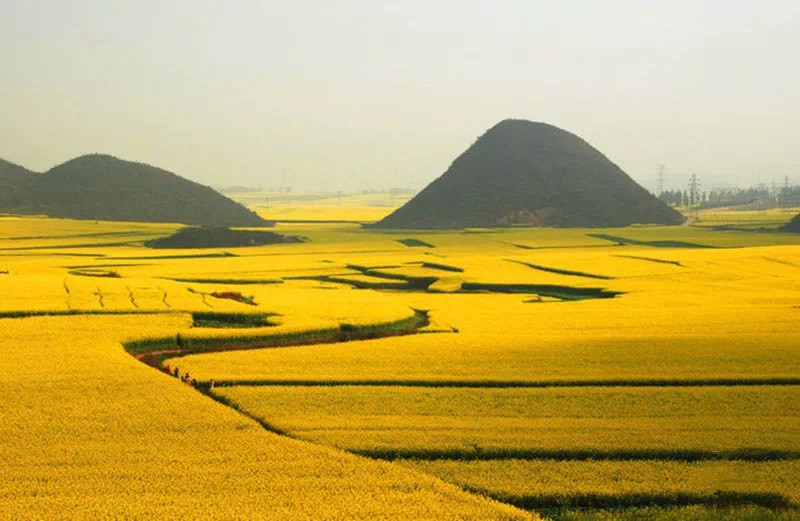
[688,174,701,211]
[656,164,666,195]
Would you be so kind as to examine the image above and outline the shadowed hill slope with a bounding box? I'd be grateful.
[373,120,685,229]
[0,158,37,210]
[0,154,270,227]
[782,214,800,233]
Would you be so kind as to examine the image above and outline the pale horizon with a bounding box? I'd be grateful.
[2,1,799,193]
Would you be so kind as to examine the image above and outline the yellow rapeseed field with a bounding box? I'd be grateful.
[211,385,800,456]
[1,210,799,519]
[0,314,531,520]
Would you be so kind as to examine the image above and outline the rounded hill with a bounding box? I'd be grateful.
[782,213,800,233]
[373,120,685,229]
[145,226,302,249]
[0,154,269,227]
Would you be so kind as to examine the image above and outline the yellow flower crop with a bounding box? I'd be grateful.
[0,315,531,520]
[211,385,800,457]
[1,211,799,518]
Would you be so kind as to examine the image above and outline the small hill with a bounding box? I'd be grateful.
[0,158,37,210]
[0,154,270,227]
[145,226,302,249]
[372,120,685,229]
[782,214,800,233]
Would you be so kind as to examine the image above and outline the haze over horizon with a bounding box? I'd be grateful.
[2,1,799,193]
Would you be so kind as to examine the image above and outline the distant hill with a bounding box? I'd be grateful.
[0,158,37,210]
[372,120,685,229]
[0,154,270,227]
[782,214,800,233]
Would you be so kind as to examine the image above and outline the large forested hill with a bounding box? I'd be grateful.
[0,154,270,227]
[373,119,685,229]
[0,158,37,210]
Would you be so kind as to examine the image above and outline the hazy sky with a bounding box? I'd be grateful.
[2,1,799,192]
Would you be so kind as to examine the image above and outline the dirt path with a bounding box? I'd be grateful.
[134,348,182,360]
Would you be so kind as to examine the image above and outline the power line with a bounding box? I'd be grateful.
[656,164,666,195]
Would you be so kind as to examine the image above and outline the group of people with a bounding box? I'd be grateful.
[163,364,216,389]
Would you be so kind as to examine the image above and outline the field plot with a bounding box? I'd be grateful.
[211,385,800,459]
[401,460,800,509]
[0,314,530,520]
[223,190,411,222]
[1,212,799,519]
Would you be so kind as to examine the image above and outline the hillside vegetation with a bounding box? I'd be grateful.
[782,214,800,233]
[374,120,685,229]
[145,226,302,249]
[0,154,269,227]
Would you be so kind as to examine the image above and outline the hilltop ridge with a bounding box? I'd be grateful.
[0,154,270,227]
[373,119,685,228]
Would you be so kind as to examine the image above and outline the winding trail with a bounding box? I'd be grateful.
[127,309,432,369]
[121,310,800,515]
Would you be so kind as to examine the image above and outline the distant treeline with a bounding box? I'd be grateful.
[659,185,800,209]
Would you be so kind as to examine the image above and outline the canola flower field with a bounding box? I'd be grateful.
[1,208,799,520]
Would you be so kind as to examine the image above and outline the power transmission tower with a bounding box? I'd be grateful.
[688,174,701,212]
[656,164,666,195]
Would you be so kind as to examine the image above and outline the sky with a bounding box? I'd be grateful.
[2,1,799,193]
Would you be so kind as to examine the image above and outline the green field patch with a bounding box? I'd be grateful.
[307,265,620,298]
[191,312,278,328]
[0,251,104,257]
[68,268,122,278]
[65,262,148,269]
[462,228,505,234]
[166,277,283,285]
[198,377,800,389]
[0,240,138,251]
[417,261,464,273]
[397,238,435,248]
[511,243,612,251]
[612,254,683,266]
[6,230,160,241]
[460,282,621,300]
[109,252,238,260]
[552,506,799,521]
[505,259,614,280]
[126,310,430,368]
[588,233,716,249]
[511,491,794,511]
[313,264,439,290]
[321,275,410,290]
[354,447,799,463]
[0,309,169,319]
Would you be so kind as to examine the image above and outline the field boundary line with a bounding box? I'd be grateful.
[208,377,800,389]
[352,447,800,463]
[456,486,796,511]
